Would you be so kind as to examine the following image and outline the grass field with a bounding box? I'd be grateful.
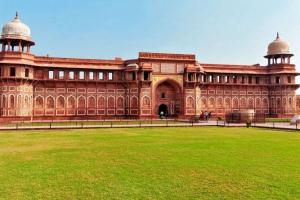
[0,127,300,199]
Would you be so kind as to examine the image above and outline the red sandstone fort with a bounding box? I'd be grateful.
[0,13,299,122]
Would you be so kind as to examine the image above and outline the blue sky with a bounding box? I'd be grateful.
[1,0,300,68]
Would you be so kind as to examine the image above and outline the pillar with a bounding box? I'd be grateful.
[18,40,22,52]
[26,45,30,53]
[7,41,11,51]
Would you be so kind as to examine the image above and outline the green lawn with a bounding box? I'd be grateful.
[0,127,299,199]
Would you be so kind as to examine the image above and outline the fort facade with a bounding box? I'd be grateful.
[0,13,299,122]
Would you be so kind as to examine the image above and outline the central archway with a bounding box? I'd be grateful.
[154,79,182,117]
[158,104,168,116]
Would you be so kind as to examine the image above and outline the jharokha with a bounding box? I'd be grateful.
[0,13,300,122]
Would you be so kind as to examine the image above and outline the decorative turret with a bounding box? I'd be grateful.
[0,12,35,53]
[264,33,293,66]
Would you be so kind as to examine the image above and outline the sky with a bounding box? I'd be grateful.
[1,0,300,68]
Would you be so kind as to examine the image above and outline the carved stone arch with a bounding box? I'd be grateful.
[186,96,195,109]
[77,96,86,109]
[98,96,106,108]
[255,97,261,108]
[130,96,138,109]
[263,97,269,108]
[35,96,44,109]
[2,95,6,108]
[288,97,293,108]
[141,95,151,109]
[208,97,215,109]
[67,96,76,109]
[46,96,55,109]
[224,97,231,109]
[107,96,115,108]
[201,97,207,109]
[240,97,247,109]
[232,97,239,109]
[9,94,15,109]
[247,97,254,109]
[282,97,287,108]
[117,96,125,108]
[216,97,223,108]
[87,96,96,108]
[56,96,65,109]
[276,97,281,107]
[17,94,22,108]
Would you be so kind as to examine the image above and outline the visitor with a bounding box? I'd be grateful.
[160,111,164,119]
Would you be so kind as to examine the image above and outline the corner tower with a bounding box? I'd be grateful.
[0,12,35,53]
[264,32,293,66]
[0,13,35,121]
[264,33,298,117]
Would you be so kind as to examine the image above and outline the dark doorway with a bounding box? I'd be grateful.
[158,104,168,116]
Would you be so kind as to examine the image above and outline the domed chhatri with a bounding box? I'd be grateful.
[265,33,293,65]
[1,12,32,41]
[0,12,34,53]
[267,33,291,56]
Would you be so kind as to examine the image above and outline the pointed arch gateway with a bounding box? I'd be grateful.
[154,79,182,116]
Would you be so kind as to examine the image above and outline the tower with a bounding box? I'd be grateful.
[0,12,35,53]
[264,32,293,66]
[0,12,35,120]
[265,33,297,117]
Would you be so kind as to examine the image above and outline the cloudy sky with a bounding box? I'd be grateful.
[1,0,300,69]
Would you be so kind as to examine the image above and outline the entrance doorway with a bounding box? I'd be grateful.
[158,104,168,116]
[155,80,182,116]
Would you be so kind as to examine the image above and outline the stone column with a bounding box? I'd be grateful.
[19,40,22,52]
[27,45,30,53]
[7,41,11,51]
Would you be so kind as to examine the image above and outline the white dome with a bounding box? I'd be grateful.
[267,33,291,56]
[1,12,31,41]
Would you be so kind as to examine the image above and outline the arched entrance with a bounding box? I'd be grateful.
[154,79,182,117]
[158,104,168,116]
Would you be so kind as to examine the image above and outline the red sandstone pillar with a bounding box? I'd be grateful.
[18,40,22,52]
[7,41,11,51]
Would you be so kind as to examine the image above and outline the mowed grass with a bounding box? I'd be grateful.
[0,127,300,199]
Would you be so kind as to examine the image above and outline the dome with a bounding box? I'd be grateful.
[267,33,291,56]
[1,12,32,41]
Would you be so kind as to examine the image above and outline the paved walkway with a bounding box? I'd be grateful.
[0,121,299,131]
[0,120,246,131]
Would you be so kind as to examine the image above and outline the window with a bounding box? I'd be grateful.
[59,70,64,79]
[79,71,85,80]
[224,75,229,83]
[209,75,214,83]
[48,70,54,79]
[287,76,292,83]
[108,72,113,80]
[248,76,252,84]
[69,71,74,80]
[10,67,16,77]
[161,93,166,98]
[202,75,207,83]
[131,72,136,81]
[98,72,104,80]
[217,75,221,83]
[144,72,150,81]
[276,76,280,84]
[241,76,245,84]
[89,71,94,80]
[188,73,193,82]
[232,76,237,84]
[255,77,260,84]
[25,68,29,78]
